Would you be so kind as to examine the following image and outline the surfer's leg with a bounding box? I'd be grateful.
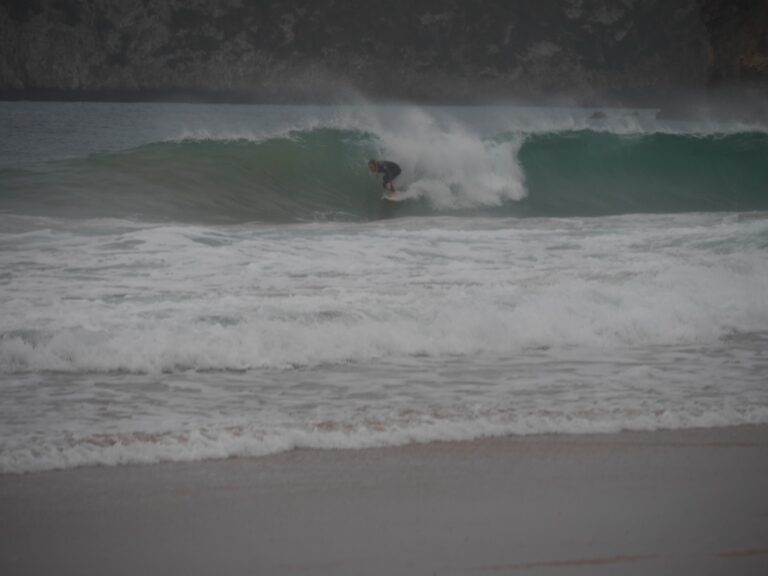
[390,166,400,192]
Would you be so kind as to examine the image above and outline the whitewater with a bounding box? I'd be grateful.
[1,101,767,473]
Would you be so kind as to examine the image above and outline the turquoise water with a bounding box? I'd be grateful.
[2,102,768,222]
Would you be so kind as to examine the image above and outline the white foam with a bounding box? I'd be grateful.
[3,392,767,474]
[2,214,767,373]
[2,213,768,473]
[370,107,527,209]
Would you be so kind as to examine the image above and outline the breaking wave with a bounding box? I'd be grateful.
[2,122,768,223]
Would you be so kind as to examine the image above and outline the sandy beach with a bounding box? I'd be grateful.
[1,426,767,576]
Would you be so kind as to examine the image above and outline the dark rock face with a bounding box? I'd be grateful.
[698,0,768,86]
[0,0,766,103]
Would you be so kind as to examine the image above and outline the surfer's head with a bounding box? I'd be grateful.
[368,160,378,172]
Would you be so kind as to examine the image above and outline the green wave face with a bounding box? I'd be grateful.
[100,128,385,222]
[3,128,768,222]
[515,131,768,216]
[1,129,384,223]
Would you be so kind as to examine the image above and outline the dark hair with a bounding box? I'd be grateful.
[368,160,377,169]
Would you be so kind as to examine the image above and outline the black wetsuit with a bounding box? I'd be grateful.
[376,161,401,190]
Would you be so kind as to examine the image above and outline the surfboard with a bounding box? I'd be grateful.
[381,192,413,202]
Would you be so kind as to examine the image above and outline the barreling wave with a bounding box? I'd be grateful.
[2,127,768,222]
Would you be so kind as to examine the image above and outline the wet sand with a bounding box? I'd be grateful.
[2,426,767,576]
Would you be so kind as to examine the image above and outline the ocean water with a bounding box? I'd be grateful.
[1,101,767,473]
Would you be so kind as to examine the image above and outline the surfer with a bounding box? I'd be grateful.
[368,160,401,198]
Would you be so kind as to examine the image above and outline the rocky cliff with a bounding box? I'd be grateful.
[1,0,766,103]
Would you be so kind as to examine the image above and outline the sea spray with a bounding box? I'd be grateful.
[374,106,527,208]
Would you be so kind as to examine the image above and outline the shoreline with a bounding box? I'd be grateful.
[2,425,767,575]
